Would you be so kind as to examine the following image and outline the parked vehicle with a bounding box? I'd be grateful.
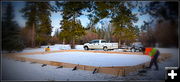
[130,42,144,52]
[83,39,118,51]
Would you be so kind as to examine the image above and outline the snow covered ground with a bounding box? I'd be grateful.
[2,58,116,81]
[17,44,124,53]
[17,44,84,53]
[20,52,151,67]
[18,44,72,53]
[2,48,179,80]
[75,45,84,50]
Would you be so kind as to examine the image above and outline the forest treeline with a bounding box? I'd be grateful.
[2,1,178,52]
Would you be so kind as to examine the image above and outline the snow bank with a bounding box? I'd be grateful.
[19,44,84,53]
[75,45,84,50]
[19,44,70,53]
[41,44,71,50]
[112,49,124,52]
[20,52,151,67]
[19,48,44,53]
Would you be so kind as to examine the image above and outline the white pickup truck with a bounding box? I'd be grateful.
[83,39,118,51]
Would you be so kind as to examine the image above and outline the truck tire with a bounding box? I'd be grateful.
[139,47,143,52]
[84,46,89,50]
[103,46,108,51]
[131,48,136,52]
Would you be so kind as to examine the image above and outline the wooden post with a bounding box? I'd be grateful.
[92,68,97,74]
[63,38,65,45]
[57,66,63,69]
[83,65,85,70]
[116,69,121,76]
[72,65,79,71]
[97,67,100,73]
[142,64,145,69]
[41,64,47,67]
[123,68,126,77]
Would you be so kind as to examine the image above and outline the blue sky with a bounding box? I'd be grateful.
[3,1,151,36]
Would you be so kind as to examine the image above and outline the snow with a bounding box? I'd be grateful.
[2,58,114,80]
[17,44,129,53]
[18,48,44,53]
[19,44,79,53]
[2,48,178,80]
[17,44,127,53]
[19,52,151,67]
[75,45,84,50]
[112,49,126,52]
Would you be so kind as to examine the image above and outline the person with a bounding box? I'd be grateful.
[142,47,146,54]
[146,48,160,71]
[45,46,50,52]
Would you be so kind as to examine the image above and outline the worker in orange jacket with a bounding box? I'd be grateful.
[45,46,50,52]
[146,48,160,71]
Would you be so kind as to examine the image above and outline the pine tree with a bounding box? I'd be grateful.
[86,2,138,47]
[21,2,38,47]
[55,1,139,48]
[36,2,52,46]
[138,2,178,47]
[110,2,138,47]
[57,2,87,49]
[2,2,25,52]
[21,2,52,47]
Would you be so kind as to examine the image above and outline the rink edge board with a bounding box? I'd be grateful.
[3,50,171,76]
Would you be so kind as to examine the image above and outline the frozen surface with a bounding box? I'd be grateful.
[20,52,151,67]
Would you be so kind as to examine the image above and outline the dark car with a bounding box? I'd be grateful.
[130,42,144,52]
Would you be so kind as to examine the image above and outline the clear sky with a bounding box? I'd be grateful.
[3,1,151,36]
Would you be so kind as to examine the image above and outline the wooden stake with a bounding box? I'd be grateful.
[56,66,63,69]
[123,68,126,77]
[116,69,121,76]
[41,64,47,67]
[72,66,77,71]
[83,66,85,70]
[97,67,100,73]
[92,68,97,74]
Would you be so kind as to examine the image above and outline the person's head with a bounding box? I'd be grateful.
[142,47,145,54]
[47,46,49,48]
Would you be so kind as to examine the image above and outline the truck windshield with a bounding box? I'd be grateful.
[101,40,106,43]
[93,40,99,43]
[90,40,99,43]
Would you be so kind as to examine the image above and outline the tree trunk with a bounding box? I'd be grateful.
[71,14,76,49]
[63,38,65,44]
[71,38,75,49]
[31,23,35,48]
[118,39,121,48]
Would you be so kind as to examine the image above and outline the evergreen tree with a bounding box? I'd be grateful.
[36,2,52,46]
[21,2,52,47]
[138,2,178,47]
[55,1,139,47]
[2,2,24,52]
[110,2,138,47]
[57,2,88,48]
[87,2,138,47]
[59,19,85,47]
[21,2,38,47]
